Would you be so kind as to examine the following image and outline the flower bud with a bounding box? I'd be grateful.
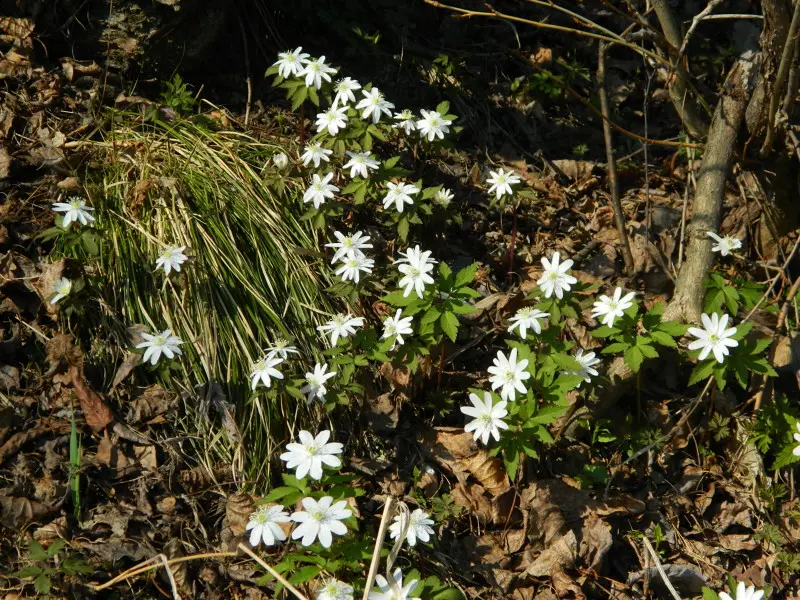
[272,152,289,170]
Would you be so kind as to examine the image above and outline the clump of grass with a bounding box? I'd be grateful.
[88,113,339,483]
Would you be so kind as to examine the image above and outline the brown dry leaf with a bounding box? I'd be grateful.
[0,365,19,389]
[111,352,143,391]
[45,333,83,374]
[0,419,71,465]
[70,366,114,431]
[94,436,130,473]
[0,16,35,38]
[127,384,176,423]
[365,392,398,431]
[226,493,253,535]
[0,147,10,179]
[0,495,54,529]
[133,445,157,471]
[452,482,493,523]
[457,452,509,496]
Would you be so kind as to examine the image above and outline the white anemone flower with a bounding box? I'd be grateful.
[416,109,450,141]
[273,47,310,79]
[507,307,549,339]
[537,252,578,299]
[719,582,764,600]
[301,142,333,168]
[343,151,380,179]
[707,231,742,257]
[355,88,394,123]
[325,230,373,264]
[279,429,342,480]
[317,579,354,600]
[317,314,365,346]
[50,278,72,305]
[266,338,300,360]
[388,508,434,547]
[155,246,188,276]
[486,168,521,199]
[335,254,374,283]
[434,188,454,208]
[316,107,349,136]
[332,77,361,108]
[792,422,800,457]
[135,329,184,366]
[567,349,601,386]
[591,287,636,327]
[397,260,435,299]
[300,56,337,89]
[301,363,337,403]
[392,109,417,134]
[272,152,289,170]
[246,504,290,547]
[52,198,95,228]
[461,391,508,444]
[382,181,419,213]
[291,496,351,548]
[367,569,420,600]
[687,312,738,363]
[487,348,531,401]
[250,355,284,390]
[303,173,339,209]
[382,309,414,347]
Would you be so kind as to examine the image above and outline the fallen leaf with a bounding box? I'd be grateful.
[70,366,114,431]
[111,352,142,391]
[127,384,176,422]
[0,495,54,529]
[0,365,19,389]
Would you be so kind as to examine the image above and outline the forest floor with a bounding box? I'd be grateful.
[1,2,800,600]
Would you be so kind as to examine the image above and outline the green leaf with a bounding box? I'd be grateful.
[655,320,688,336]
[440,311,459,342]
[701,587,721,600]
[261,486,298,503]
[689,360,715,386]
[432,588,465,600]
[397,215,409,241]
[649,330,678,348]
[592,325,620,338]
[601,342,630,354]
[623,346,644,373]
[46,539,65,557]
[637,341,659,359]
[382,291,418,307]
[454,263,478,288]
[33,573,51,594]
[289,565,322,585]
[28,540,48,562]
[290,86,308,111]
[12,566,43,579]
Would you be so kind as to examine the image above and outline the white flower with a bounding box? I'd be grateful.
[368,569,420,600]
[719,582,764,600]
[707,231,742,257]
[507,307,549,339]
[343,151,380,179]
[300,56,337,89]
[793,422,800,457]
[317,579,354,600]
[392,109,417,134]
[317,314,365,346]
[537,252,578,299]
[155,246,188,276]
[301,363,337,403]
[356,88,394,123]
[52,197,95,228]
[382,181,420,213]
[687,312,739,363]
[434,188,454,208]
[291,496,351,548]
[272,152,289,170]
[246,504,290,547]
[382,309,414,347]
[591,287,636,327]
[389,508,434,547]
[273,47,310,79]
[461,391,509,444]
[301,142,333,168]
[316,107,349,136]
[567,349,601,386]
[416,109,450,141]
[332,77,361,108]
[303,173,339,209]
[250,355,284,390]
[486,168,521,199]
[266,339,300,361]
[50,277,72,304]
[135,329,184,366]
[335,254,374,283]
[395,246,437,299]
[325,230,373,264]
[280,429,343,480]
[395,245,437,267]
[487,348,531,401]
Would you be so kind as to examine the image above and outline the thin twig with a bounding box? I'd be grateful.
[238,543,310,600]
[742,235,800,323]
[159,554,182,600]
[597,41,634,275]
[678,0,726,62]
[91,551,237,591]
[238,16,253,126]
[760,0,800,156]
[362,496,396,600]
[641,537,682,600]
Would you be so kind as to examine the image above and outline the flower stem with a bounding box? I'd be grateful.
[508,203,518,285]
